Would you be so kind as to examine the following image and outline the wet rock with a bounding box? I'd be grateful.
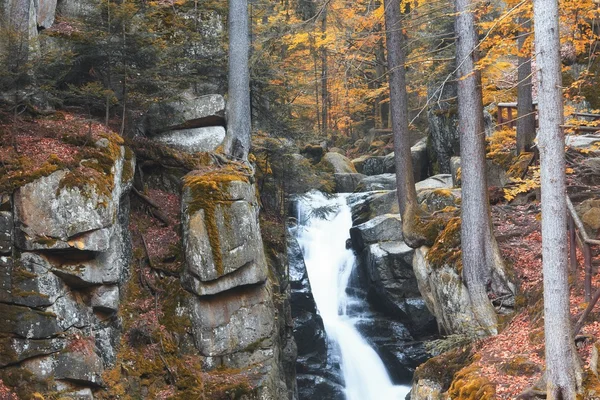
[142,94,226,135]
[189,284,275,357]
[0,211,12,255]
[350,214,403,251]
[362,156,387,176]
[334,173,366,193]
[296,375,345,400]
[322,152,357,174]
[182,176,268,296]
[154,126,226,153]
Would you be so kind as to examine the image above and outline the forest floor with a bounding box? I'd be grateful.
[463,199,600,398]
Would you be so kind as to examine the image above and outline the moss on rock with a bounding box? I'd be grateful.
[427,217,462,273]
[447,363,495,400]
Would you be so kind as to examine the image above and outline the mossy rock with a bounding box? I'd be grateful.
[414,346,474,392]
[427,217,462,273]
[447,363,495,399]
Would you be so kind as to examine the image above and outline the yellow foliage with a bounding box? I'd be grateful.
[504,167,540,201]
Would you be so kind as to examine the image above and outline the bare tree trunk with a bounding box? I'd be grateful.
[375,34,389,129]
[533,0,582,396]
[224,0,252,161]
[383,0,423,248]
[516,17,535,154]
[320,3,328,139]
[455,0,498,335]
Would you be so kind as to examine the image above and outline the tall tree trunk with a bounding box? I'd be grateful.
[375,33,389,129]
[455,0,499,335]
[516,17,535,154]
[533,0,583,397]
[225,0,252,161]
[320,3,328,138]
[383,0,423,248]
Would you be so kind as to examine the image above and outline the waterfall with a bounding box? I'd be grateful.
[296,191,411,400]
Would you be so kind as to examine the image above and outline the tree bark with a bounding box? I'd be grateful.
[455,0,499,335]
[383,0,424,248]
[516,17,536,154]
[224,0,252,161]
[533,0,583,397]
[320,2,328,138]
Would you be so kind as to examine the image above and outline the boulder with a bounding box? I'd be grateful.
[413,246,482,335]
[13,142,127,252]
[417,188,461,213]
[362,156,387,176]
[334,173,366,193]
[362,241,422,316]
[415,174,453,191]
[356,173,397,192]
[576,198,600,233]
[142,94,226,135]
[565,134,600,150]
[382,137,429,182]
[36,0,57,28]
[189,284,275,357]
[321,152,357,174]
[350,214,403,251]
[351,155,370,173]
[410,378,443,400]
[0,211,12,254]
[154,126,226,153]
[181,173,268,296]
[348,190,398,226]
[296,375,345,400]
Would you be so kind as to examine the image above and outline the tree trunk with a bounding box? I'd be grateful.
[383,0,423,248]
[224,0,252,161]
[455,0,499,335]
[320,3,328,138]
[516,17,536,154]
[533,0,583,397]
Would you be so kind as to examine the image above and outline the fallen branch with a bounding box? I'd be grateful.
[132,187,171,226]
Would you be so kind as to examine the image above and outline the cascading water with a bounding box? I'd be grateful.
[296,191,411,400]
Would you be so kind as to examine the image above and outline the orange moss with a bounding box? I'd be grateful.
[447,363,496,399]
[427,217,463,273]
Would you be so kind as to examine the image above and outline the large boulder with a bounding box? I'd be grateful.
[412,246,482,335]
[356,173,397,192]
[321,152,357,174]
[181,172,267,296]
[13,140,128,252]
[349,190,399,226]
[350,214,403,251]
[415,174,453,191]
[142,94,226,136]
[154,126,226,153]
[565,134,600,150]
[448,157,509,188]
[334,173,366,193]
[381,137,429,182]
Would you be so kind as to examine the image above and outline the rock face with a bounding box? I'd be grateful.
[334,172,366,193]
[182,170,296,399]
[0,137,134,397]
[412,246,482,335]
[154,126,226,153]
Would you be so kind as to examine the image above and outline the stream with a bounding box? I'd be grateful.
[295,191,411,400]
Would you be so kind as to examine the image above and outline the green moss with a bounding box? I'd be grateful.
[121,146,135,185]
[183,167,250,276]
[426,217,462,273]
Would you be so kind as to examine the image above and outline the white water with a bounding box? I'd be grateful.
[296,191,411,400]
